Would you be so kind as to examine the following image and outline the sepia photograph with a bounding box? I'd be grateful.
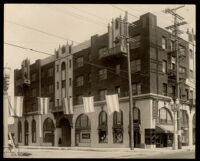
[3,3,196,159]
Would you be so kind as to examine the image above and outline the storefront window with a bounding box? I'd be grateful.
[113,111,123,143]
[43,118,55,145]
[75,114,91,145]
[98,111,108,143]
[159,107,173,125]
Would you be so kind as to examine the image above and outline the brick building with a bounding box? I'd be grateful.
[12,12,195,148]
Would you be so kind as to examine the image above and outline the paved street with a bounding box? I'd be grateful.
[5,148,195,159]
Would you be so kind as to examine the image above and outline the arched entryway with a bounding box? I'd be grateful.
[193,114,195,145]
[43,118,55,146]
[24,120,29,145]
[75,114,91,146]
[133,107,141,147]
[59,117,71,147]
[180,110,189,146]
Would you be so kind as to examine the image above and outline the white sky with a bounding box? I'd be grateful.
[4,4,196,98]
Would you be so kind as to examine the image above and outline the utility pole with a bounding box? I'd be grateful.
[164,5,187,150]
[124,11,134,150]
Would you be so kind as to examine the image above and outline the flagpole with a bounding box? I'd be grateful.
[125,11,134,150]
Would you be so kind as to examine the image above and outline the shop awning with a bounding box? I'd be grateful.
[156,125,174,133]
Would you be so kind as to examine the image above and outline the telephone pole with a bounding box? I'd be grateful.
[164,5,187,150]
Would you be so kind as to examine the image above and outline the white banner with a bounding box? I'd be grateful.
[83,96,94,113]
[39,97,49,114]
[106,94,120,115]
[14,96,24,117]
[63,97,73,114]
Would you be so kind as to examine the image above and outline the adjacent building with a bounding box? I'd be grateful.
[12,12,196,148]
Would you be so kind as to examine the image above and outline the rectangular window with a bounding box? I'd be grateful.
[162,60,167,73]
[162,83,167,96]
[162,37,167,50]
[48,84,54,93]
[69,78,72,86]
[49,99,53,110]
[131,59,141,73]
[189,70,194,79]
[130,35,141,49]
[189,90,193,100]
[115,86,120,96]
[179,45,186,56]
[99,69,107,80]
[179,66,186,77]
[31,73,36,82]
[48,68,53,77]
[77,57,84,68]
[88,53,92,62]
[77,76,84,87]
[170,40,175,51]
[31,88,36,97]
[116,64,120,75]
[62,80,66,88]
[77,95,83,105]
[185,89,189,100]
[56,99,59,107]
[88,73,92,82]
[99,89,107,101]
[172,86,176,99]
[57,82,59,90]
[132,83,141,95]
[56,65,59,72]
[69,59,72,68]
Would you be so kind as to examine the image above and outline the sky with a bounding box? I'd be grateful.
[4,4,196,98]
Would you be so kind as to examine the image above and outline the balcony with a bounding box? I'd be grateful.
[51,106,63,113]
[167,69,176,79]
[99,44,127,59]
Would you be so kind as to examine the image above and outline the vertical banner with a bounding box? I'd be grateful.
[106,94,120,115]
[63,97,73,114]
[14,96,24,117]
[83,96,94,113]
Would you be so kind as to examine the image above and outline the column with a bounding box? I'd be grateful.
[188,115,193,147]
[173,111,178,149]
[38,115,43,145]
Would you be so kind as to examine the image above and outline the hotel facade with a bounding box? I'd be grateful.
[11,12,196,149]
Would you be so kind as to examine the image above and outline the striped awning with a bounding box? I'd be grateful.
[156,125,174,133]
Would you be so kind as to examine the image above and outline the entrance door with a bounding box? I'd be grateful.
[134,129,141,148]
[60,118,71,147]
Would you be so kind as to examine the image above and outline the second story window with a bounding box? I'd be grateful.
[76,76,84,87]
[77,57,83,68]
[48,68,53,77]
[77,95,83,105]
[132,83,141,95]
[130,35,141,49]
[99,69,107,80]
[115,86,120,96]
[88,73,92,82]
[162,36,167,50]
[48,84,54,94]
[185,89,189,100]
[162,83,167,96]
[162,60,167,73]
[99,89,107,101]
[131,59,141,73]
[116,64,120,75]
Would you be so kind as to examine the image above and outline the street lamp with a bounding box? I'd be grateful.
[170,98,180,150]
[3,66,11,157]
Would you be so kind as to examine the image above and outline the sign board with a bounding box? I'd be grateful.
[82,133,90,139]
[153,99,158,119]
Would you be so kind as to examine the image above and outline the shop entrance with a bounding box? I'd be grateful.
[60,118,71,147]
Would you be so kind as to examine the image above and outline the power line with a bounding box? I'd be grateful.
[110,4,139,19]
[5,20,80,44]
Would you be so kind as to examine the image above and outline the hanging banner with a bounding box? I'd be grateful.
[106,94,120,115]
[83,96,94,113]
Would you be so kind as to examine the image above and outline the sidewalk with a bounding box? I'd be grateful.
[18,145,195,153]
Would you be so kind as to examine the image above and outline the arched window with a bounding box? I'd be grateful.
[159,107,173,125]
[61,62,66,98]
[98,111,108,143]
[113,111,123,143]
[32,119,36,143]
[24,120,29,145]
[75,114,91,146]
[180,110,189,145]
[43,118,55,145]
[18,121,22,143]
[113,111,123,126]
[133,107,140,124]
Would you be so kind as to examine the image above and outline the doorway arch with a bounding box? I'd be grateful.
[43,118,55,146]
[59,117,71,147]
